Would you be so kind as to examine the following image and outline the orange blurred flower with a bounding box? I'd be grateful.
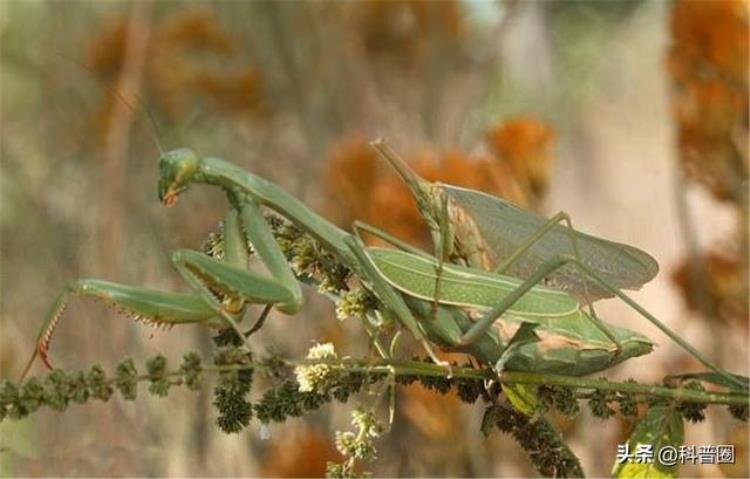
[672,246,748,329]
[357,0,463,67]
[325,137,382,228]
[365,148,529,247]
[260,426,342,477]
[84,6,268,135]
[669,0,749,202]
[485,117,556,202]
[325,119,555,250]
[85,15,131,81]
[193,65,266,116]
[669,0,748,332]
[670,0,748,86]
[400,383,465,440]
[157,6,235,55]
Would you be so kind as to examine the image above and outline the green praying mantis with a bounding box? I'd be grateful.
[369,139,659,304]
[19,143,745,391]
[370,140,747,390]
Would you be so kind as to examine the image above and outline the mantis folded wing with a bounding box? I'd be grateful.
[370,139,659,304]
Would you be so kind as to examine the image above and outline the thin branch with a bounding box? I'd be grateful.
[104,356,746,407]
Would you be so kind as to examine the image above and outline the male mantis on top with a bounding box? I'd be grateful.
[21,148,744,391]
[369,139,746,390]
[369,139,660,304]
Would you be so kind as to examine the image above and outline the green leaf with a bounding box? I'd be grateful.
[612,403,684,478]
[496,323,541,416]
[502,384,539,416]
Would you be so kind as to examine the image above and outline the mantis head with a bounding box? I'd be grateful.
[158,148,200,206]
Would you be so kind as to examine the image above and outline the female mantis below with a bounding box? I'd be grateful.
[369,140,746,390]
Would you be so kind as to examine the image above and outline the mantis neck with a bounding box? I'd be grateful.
[197,156,356,266]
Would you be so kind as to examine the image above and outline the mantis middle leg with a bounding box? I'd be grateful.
[343,235,450,369]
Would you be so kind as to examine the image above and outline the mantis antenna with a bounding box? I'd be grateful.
[54,51,166,155]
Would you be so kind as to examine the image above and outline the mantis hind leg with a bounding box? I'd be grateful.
[493,211,598,306]
[463,255,745,390]
[353,195,453,325]
[20,279,220,381]
[489,211,615,351]
[493,212,580,277]
[343,236,450,371]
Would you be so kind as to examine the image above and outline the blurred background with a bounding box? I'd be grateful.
[0,0,747,476]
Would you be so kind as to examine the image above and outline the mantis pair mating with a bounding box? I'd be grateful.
[19,140,744,391]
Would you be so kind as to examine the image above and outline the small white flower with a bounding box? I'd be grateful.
[295,342,337,392]
[307,342,336,359]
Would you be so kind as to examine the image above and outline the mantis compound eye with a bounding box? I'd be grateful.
[158,148,200,205]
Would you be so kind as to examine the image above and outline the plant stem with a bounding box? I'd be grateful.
[190,357,747,406]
